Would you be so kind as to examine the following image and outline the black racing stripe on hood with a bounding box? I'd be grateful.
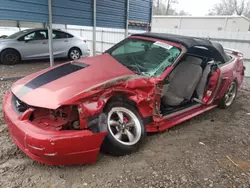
[15,62,88,98]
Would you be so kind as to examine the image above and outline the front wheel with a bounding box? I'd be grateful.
[219,81,237,109]
[0,49,20,65]
[101,101,146,156]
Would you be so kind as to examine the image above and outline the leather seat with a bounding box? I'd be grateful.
[162,56,203,107]
[34,32,45,40]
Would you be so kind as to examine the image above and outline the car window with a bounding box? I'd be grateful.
[19,30,47,41]
[52,31,73,39]
[108,38,181,77]
[111,40,150,55]
[7,30,32,39]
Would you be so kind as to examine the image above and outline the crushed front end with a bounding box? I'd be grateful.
[3,91,106,165]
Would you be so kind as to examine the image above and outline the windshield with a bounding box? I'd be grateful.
[108,38,181,77]
[7,30,32,39]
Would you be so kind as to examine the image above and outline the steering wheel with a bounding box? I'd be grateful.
[126,56,147,73]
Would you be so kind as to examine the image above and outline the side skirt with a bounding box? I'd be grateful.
[146,104,217,132]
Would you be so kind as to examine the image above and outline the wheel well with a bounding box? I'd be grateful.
[234,77,238,87]
[1,48,21,60]
[103,94,151,126]
[105,94,137,111]
[68,47,82,57]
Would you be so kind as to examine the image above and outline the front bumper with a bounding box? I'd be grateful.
[3,92,106,165]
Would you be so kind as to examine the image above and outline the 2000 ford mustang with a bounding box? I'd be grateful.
[3,33,245,165]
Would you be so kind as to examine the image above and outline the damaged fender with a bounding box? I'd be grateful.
[63,75,158,130]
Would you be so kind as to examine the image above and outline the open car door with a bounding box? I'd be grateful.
[201,62,222,105]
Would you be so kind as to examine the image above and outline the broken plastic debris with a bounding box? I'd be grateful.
[226,156,239,167]
[199,142,205,146]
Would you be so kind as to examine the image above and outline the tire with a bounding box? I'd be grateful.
[68,47,81,60]
[101,101,146,156]
[219,80,238,109]
[0,49,20,65]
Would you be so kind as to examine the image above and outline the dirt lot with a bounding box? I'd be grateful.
[1,62,250,188]
[0,59,66,77]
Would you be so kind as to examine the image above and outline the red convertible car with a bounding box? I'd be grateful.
[3,33,245,165]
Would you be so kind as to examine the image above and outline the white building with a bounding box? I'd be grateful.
[152,16,250,32]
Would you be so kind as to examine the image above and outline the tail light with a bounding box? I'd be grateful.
[83,40,86,43]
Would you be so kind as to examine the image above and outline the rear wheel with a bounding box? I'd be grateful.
[101,101,146,156]
[68,48,81,60]
[0,49,20,65]
[219,81,237,109]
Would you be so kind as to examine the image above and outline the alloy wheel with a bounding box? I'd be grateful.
[5,53,17,63]
[224,82,237,106]
[70,49,80,59]
[107,107,142,146]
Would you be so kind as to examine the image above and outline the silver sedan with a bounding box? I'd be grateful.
[0,28,89,65]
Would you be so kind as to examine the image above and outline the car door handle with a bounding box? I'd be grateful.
[42,42,48,44]
[64,40,68,42]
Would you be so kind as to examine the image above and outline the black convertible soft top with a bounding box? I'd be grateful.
[132,32,230,63]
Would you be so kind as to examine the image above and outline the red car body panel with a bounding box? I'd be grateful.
[12,54,135,109]
[216,57,245,100]
[2,35,245,165]
[3,91,106,165]
[147,104,218,132]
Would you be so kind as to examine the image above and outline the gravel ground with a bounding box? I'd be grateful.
[0,59,66,77]
[0,63,250,188]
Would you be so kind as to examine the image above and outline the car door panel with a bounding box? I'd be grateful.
[202,66,221,104]
[18,30,49,60]
[53,39,69,58]
[52,30,73,58]
[20,40,49,60]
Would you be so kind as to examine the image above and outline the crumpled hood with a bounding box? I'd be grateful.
[11,54,135,109]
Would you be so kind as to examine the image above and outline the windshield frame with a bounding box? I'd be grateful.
[106,36,183,77]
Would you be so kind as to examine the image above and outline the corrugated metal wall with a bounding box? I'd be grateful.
[1,0,48,23]
[129,0,152,23]
[52,0,92,26]
[97,0,126,28]
[1,0,152,29]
